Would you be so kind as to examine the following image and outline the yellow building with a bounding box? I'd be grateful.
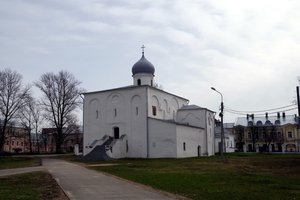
[234,114,299,152]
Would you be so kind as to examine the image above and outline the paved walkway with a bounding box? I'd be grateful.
[43,159,181,200]
[0,159,184,200]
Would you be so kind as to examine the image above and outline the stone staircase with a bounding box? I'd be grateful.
[81,136,114,161]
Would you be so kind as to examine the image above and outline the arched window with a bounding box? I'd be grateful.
[137,79,141,86]
[265,120,272,126]
[256,121,263,126]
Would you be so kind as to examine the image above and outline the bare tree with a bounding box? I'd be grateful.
[262,125,276,152]
[18,95,41,154]
[33,102,41,154]
[234,125,245,152]
[35,71,84,153]
[0,69,30,152]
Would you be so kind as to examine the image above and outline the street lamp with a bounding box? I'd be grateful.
[211,87,224,159]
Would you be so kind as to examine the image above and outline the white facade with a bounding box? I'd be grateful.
[214,123,236,153]
[83,52,215,159]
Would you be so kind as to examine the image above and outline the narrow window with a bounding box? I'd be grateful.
[152,106,157,116]
[96,110,99,119]
[114,108,117,117]
[137,79,141,86]
[17,141,19,146]
[114,127,120,139]
[151,80,153,86]
[288,132,293,138]
[136,107,138,115]
[183,142,186,151]
[126,140,128,152]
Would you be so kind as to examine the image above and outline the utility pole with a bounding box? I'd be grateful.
[211,87,224,159]
[297,86,300,127]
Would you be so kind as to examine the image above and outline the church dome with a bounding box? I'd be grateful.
[132,53,155,76]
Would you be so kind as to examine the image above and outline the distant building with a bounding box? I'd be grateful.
[234,113,300,152]
[83,51,215,160]
[215,122,235,153]
[40,127,83,153]
[0,121,29,153]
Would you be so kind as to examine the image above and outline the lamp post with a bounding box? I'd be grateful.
[211,87,224,159]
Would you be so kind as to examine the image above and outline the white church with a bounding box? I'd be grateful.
[82,49,215,160]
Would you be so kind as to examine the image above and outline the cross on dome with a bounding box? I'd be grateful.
[141,45,145,55]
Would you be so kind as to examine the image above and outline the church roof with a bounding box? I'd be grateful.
[179,105,202,110]
[178,104,215,113]
[132,53,155,76]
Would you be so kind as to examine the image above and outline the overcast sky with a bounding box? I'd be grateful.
[1,0,299,123]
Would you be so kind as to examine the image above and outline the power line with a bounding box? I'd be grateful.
[225,104,297,114]
[224,106,298,116]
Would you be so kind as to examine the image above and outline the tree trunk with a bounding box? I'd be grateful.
[0,119,8,152]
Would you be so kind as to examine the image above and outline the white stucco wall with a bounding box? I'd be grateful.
[176,125,205,157]
[148,118,177,158]
[107,135,127,159]
[133,73,154,86]
[83,86,148,157]
[147,87,188,121]
[177,109,215,156]
[215,134,235,153]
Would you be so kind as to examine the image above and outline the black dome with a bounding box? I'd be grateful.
[132,54,155,75]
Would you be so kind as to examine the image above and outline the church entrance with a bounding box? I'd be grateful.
[114,127,120,139]
[197,145,201,157]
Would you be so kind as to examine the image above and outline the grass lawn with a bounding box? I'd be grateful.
[0,171,68,200]
[84,153,300,200]
[0,157,41,169]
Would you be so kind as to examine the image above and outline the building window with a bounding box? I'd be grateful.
[114,108,117,117]
[183,142,186,151]
[96,110,99,119]
[137,79,141,86]
[152,106,157,116]
[136,107,138,115]
[12,141,14,145]
[277,132,282,138]
[17,141,19,146]
[248,132,252,139]
[288,132,293,138]
[21,142,23,146]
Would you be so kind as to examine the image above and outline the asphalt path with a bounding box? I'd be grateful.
[42,159,180,200]
[0,158,186,200]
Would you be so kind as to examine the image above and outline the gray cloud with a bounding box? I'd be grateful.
[0,0,299,122]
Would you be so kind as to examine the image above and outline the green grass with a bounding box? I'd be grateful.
[0,157,41,169]
[0,172,67,200]
[85,154,300,200]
